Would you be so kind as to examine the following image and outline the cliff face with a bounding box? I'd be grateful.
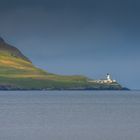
[0,37,124,90]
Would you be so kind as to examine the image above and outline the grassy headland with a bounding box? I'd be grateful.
[0,38,123,90]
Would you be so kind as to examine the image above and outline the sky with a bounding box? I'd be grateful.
[0,0,140,89]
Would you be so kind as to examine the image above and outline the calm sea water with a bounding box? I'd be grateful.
[0,90,140,140]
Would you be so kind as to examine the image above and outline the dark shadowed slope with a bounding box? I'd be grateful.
[0,37,30,62]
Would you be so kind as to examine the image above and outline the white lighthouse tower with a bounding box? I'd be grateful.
[107,73,111,81]
[106,73,116,83]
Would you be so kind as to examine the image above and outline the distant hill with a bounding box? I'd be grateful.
[0,37,124,90]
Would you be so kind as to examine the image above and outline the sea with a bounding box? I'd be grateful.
[0,90,140,140]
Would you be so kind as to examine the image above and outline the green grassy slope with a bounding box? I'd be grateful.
[0,38,123,90]
[0,52,91,89]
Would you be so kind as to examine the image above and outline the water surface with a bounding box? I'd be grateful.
[0,91,140,140]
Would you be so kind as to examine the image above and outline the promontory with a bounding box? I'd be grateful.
[0,37,126,90]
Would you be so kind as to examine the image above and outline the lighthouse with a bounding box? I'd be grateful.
[106,73,116,83]
[88,73,116,83]
[107,73,111,81]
